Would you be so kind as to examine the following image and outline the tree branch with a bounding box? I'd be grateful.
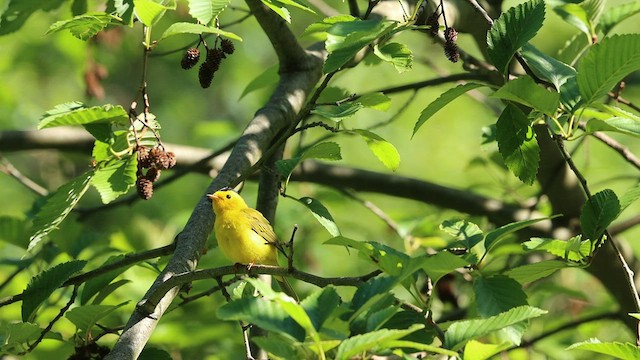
[105,2,325,357]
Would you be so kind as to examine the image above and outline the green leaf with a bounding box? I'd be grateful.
[81,255,134,305]
[133,0,174,27]
[421,251,470,284]
[239,64,278,99]
[187,0,232,24]
[521,43,576,91]
[0,322,42,351]
[492,76,559,116]
[301,287,341,332]
[464,340,512,360]
[351,276,398,311]
[554,2,593,37]
[600,1,640,35]
[139,347,174,360]
[484,216,554,253]
[358,92,391,111]
[65,303,127,338]
[272,0,315,14]
[577,34,640,106]
[324,19,396,73]
[444,306,547,350]
[91,156,138,204]
[0,0,66,35]
[296,197,340,236]
[335,324,425,360]
[580,189,620,240]
[38,104,128,129]
[22,260,87,322]
[373,42,413,73]
[302,15,357,39]
[260,0,291,22]
[217,296,305,341]
[351,130,400,171]
[585,118,640,138]
[523,236,591,262]
[413,83,485,137]
[0,216,29,248]
[30,171,94,251]
[252,336,304,359]
[496,104,540,185]
[505,260,567,284]
[106,0,135,25]
[568,339,640,360]
[277,142,341,187]
[619,182,640,214]
[160,22,242,41]
[46,13,122,40]
[311,102,363,121]
[440,219,484,249]
[487,0,546,74]
[474,275,529,345]
[91,279,131,305]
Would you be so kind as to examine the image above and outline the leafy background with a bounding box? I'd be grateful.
[0,0,639,358]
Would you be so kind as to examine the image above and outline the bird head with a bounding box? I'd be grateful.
[207,188,248,214]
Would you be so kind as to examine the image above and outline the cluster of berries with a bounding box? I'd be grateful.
[180,38,236,88]
[426,10,460,63]
[135,146,176,200]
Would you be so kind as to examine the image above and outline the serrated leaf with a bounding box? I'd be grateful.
[0,216,29,248]
[301,287,341,332]
[568,339,640,359]
[217,296,305,341]
[312,102,364,120]
[505,260,567,284]
[580,189,620,240]
[92,279,131,305]
[187,0,231,24]
[252,336,303,359]
[373,42,413,73]
[440,219,484,249]
[260,0,291,22]
[484,216,554,253]
[81,255,134,304]
[106,0,135,25]
[1,322,42,351]
[276,142,341,187]
[29,171,94,251]
[444,306,546,350]
[474,275,529,345]
[413,83,485,137]
[46,12,122,40]
[600,1,640,35]
[487,0,546,74]
[65,303,127,339]
[492,76,559,116]
[335,324,424,360]
[619,182,640,214]
[496,104,540,185]
[91,156,138,204]
[239,64,278,99]
[133,0,174,26]
[351,129,400,171]
[296,197,340,236]
[521,43,576,90]
[351,276,398,311]
[22,260,87,321]
[302,15,357,39]
[554,3,592,37]
[523,236,591,261]
[464,340,512,360]
[0,0,66,35]
[160,21,242,41]
[324,20,396,73]
[577,34,640,106]
[421,251,470,284]
[585,118,640,137]
[273,0,315,14]
[38,104,128,129]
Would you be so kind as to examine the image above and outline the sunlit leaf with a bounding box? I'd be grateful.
[580,189,620,240]
[46,13,122,40]
[351,130,400,171]
[160,22,242,40]
[91,156,138,204]
[521,43,576,91]
[38,104,128,129]
[523,236,591,262]
[600,1,640,35]
[335,324,425,360]
[133,0,175,27]
[65,303,127,338]
[296,197,340,236]
[568,339,640,359]
[187,0,232,24]
[505,260,567,284]
[373,42,413,73]
[495,104,540,185]
[492,75,559,116]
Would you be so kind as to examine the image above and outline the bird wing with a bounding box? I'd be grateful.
[242,208,278,244]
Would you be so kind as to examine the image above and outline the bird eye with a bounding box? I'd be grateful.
[226,194,231,199]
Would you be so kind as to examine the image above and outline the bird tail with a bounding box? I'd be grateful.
[275,276,299,302]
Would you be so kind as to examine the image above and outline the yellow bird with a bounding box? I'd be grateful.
[207,188,298,300]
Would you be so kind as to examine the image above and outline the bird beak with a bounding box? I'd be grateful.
[206,193,217,202]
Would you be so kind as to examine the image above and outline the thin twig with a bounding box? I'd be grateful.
[363,0,382,19]
[578,122,640,171]
[348,0,360,17]
[215,277,255,360]
[0,155,48,196]
[19,286,78,355]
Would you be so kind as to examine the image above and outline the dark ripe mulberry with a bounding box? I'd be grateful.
[146,167,161,182]
[137,146,151,168]
[198,62,214,88]
[220,39,235,55]
[181,48,200,69]
[444,41,460,63]
[136,177,154,200]
[444,27,458,43]
[426,11,440,37]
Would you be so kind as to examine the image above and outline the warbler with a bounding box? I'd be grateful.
[207,188,297,300]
